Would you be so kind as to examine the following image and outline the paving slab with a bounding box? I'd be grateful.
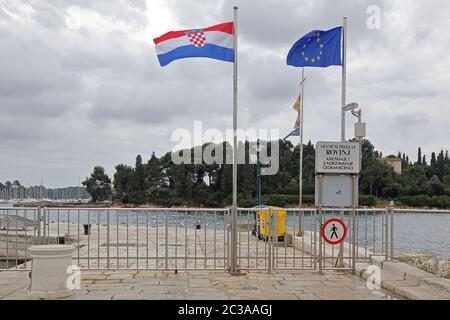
[394,285,450,300]
[420,277,450,293]
[0,270,397,300]
[296,293,320,300]
[382,261,438,284]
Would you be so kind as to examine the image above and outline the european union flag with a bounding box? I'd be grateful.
[287,27,342,68]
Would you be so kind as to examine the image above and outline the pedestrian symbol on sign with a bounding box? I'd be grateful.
[330,224,339,239]
[322,218,347,245]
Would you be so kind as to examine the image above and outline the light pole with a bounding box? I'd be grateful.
[337,102,365,268]
[256,139,262,206]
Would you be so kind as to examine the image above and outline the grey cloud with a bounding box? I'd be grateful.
[0,0,449,187]
[393,112,430,127]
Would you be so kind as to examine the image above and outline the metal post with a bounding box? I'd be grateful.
[107,209,110,270]
[336,210,345,268]
[267,211,272,273]
[37,207,42,244]
[299,68,305,207]
[257,139,261,205]
[165,211,169,270]
[254,139,261,237]
[298,68,305,237]
[341,17,347,142]
[229,6,239,275]
[352,175,357,274]
[389,203,394,260]
[384,207,389,260]
[318,174,324,274]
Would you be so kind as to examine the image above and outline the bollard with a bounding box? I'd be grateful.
[56,236,65,245]
[29,245,75,299]
[83,224,92,235]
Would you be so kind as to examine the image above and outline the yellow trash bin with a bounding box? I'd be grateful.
[257,206,286,242]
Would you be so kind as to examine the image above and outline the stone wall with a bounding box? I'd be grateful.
[398,252,450,279]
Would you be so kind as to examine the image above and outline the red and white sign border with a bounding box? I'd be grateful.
[321,218,347,245]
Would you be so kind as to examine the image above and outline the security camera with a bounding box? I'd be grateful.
[342,102,359,112]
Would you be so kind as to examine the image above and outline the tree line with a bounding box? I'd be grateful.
[82,139,450,208]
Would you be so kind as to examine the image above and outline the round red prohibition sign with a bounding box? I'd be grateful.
[322,218,347,245]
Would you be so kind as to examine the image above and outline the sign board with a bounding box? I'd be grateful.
[315,175,357,207]
[316,141,360,174]
[322,218,347,245]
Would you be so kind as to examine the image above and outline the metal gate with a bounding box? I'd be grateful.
[316,208,394,273]
[235,208,317,272]
[235,207,393,273]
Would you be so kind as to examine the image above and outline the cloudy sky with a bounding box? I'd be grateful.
[1,0,449,187]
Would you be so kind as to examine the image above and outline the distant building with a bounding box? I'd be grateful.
[380,157,402,175]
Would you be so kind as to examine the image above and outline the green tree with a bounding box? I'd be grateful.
[361,160,400,197]
[400,165,429,196]
[83,166,112,202]
[431,152,437,174]
[100,139,450,208]
[429,175,445,196]
[129,155,146,204]
[437,151,445,180]
[145,152,165,204]
[113,164,133,203]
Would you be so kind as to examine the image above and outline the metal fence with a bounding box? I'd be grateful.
[0,207,394,273]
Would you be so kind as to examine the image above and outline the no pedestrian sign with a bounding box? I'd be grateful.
[321,218,347,245]
[316,141,360,174]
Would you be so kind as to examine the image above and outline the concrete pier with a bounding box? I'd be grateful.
[1,221,449,300]
[0,270,396,300]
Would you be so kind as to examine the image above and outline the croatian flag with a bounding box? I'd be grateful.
[154,22,235,67]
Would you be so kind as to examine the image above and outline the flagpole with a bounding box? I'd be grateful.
[229,5,239,275]
[299,68,305,207]
[337,17,348,268]
[341,17,347,142]
[298,68,305,236]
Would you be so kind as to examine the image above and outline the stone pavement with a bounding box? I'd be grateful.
[0,270,397,300]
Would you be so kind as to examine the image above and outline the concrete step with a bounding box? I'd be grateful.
[368,259,450,300]
[361,267,405,286]
[354,262,370,277]
[394,284,450,300]
[421,277,450,294]
[381,261,438,285]
[370,255,386,267]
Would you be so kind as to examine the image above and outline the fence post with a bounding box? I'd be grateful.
[352,209,356,274]
[352,174,357,274]
[107,209,110,270]
[318,174,324,275]
[268,210,272,273]
[37,207,42,245]
[384,208,389,261]
[272,209,277,272]
[165,211,169,270]
[389,201,394,260]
